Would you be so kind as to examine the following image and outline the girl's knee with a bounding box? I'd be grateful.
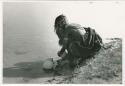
[68,42,80,56]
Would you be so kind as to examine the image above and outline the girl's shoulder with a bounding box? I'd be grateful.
[64,24,86,37]
[66,23,83,30]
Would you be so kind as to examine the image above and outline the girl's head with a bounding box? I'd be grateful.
[54,14,68,31]
[54,14,68,40]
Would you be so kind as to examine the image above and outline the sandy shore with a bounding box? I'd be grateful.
[3,38,122,84]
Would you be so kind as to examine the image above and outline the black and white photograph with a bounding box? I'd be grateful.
[3,1,124,84]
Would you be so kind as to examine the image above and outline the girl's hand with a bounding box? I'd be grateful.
[57,50,63,57]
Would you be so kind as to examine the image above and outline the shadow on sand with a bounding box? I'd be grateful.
[3,61,55,78]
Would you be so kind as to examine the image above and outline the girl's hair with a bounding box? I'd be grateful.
[54,14,67,31]
[54,14,68,43]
